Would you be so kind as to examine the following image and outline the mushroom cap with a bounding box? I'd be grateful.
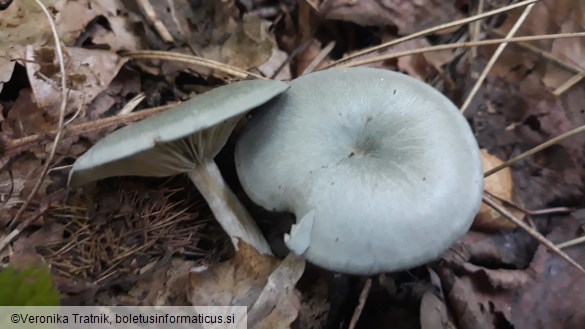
[69,79,288,187]
[235,68,483,275]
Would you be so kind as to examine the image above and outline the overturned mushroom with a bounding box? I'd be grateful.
[69,80,289,255]
[235,68,483,274]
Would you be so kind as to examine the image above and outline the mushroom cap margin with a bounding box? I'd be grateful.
[69,79,289,187]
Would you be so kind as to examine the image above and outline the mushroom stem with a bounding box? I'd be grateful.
[188,160,272,255]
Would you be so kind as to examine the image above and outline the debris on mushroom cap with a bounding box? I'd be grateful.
[235,68,484,275]
[68,79,289,187]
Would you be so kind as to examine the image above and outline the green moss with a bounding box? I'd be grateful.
[0,266,60,306]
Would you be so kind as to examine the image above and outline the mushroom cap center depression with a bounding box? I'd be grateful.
[236,68,483,274]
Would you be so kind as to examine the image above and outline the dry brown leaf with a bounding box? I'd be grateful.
[85,68,141,121]
[295,39,324,76]
[295,277,331,329]
[508,210,585,329]
[473,149,524,231]
[248,253,305,329]
[493,0,585,90]
[444,274,494,329]
[0,0,59,59]
[201,12,275,70]
[257,48,292,81]
[25,46,127,120]
[385,38,434,81]
[474,74,585,210]
[188,241,279,306]
[420,291,455,329]
[0,0,140,62]
[10,221,64,270]
[128,258,198,306]
[440,210,585,329]
[91,15,147,52]
[172,0,275,70]
[323,0,463,34]
[2,89,53,138]
[57,0,139,49]
[0,156,49,221]
[138,0,275,79]
[461,263,532,291]
[444,230,535,271]
[188,241,305,328]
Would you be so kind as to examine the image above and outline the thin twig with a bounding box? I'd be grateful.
[348,278,372,329]
[490,28,585,96]
[489,30,583,74]
[470,0,485,59]
[338,32,585,68]
[123,50,265,80]
[302,41,336,75]
[460,2,536,113]
[3,103,176,159]
[482,194,585,275]
[6,0,68,238]
[484,190,573,216]
[325,0,538,68]
[484,124,585,177]
[136,0,174,43]
[557,236,585,250]
[553,71,585,96]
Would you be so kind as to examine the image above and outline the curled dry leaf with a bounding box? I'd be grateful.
[0,0,140,56]
[2,89,53,138]
[10,221,64,270]
[59,0,145,51]
[493,0,585,90]
[473,149,524,231]
[25,46,127,120]
[257,48,292,81]
[188,241,305,329]
[153,0,275,71]
[0,156,52,227]
[128,258,198,306]
[507,210,585,329]
[247,253,305,329]
[322,0,463,34]
[0,0,57,59]
[440,211,585,329]
[420,291,456,329]
[385,38,435,81]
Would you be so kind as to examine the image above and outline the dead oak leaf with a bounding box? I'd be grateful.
[175,0,275,70]
[10,221,64,270]
[473,149,523,232]
[56,0,135,47]
[188,242,279,306]
[25,46,127,120]
[509,211,585,329]
[0,157,43,209]
[323,0,463,34]
[2,89,53,138]
[248,253,305,329]
[91,15,147,52]
[0,0,62,59]
[494,0,585,90]
[188,241,305,329]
